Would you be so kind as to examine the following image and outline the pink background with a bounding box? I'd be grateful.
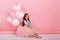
[0,0,60,33]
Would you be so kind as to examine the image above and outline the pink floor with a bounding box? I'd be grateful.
[0,34,60,40]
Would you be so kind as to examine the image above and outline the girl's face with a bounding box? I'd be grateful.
[25,15,29,20]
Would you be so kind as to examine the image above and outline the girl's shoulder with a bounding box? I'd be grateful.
[24,20,30,23]
[24,20,26,22]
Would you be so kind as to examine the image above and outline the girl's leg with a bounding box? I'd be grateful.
[28,28,41,39]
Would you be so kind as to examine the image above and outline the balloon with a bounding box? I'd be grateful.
[12,5,22,11]
[16,12,24,19]
[7,16,12,23]
[7,4,24,27]
[12,18,20,26]
[10,12,16,19]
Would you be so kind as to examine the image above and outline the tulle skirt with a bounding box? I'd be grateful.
[16,26,36,37]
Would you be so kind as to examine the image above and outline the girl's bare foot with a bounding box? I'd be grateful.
[31,33,42,39]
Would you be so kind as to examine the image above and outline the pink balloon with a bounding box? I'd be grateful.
[10,11,16,19]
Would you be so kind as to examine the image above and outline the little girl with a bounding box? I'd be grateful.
[16,13,41,38]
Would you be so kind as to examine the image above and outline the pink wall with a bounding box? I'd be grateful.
[0,0,60,33]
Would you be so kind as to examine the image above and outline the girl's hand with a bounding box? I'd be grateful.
[30,27,32,29]
[29,25,32,28]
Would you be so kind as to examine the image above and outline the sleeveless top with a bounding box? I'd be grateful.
[24,20,30,27]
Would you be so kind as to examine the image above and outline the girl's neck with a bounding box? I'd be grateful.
[25,20,28,21]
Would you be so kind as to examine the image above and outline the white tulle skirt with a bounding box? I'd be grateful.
[16,26,37,37]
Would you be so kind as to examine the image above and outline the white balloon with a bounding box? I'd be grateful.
[7,16,12,23]
[12,18,20,26]
[13,5,21,11]
[16,12,24,19]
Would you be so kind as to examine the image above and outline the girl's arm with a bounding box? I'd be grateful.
[29,22,33,28]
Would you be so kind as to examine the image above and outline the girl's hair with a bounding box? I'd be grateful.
[22,13,30,26]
